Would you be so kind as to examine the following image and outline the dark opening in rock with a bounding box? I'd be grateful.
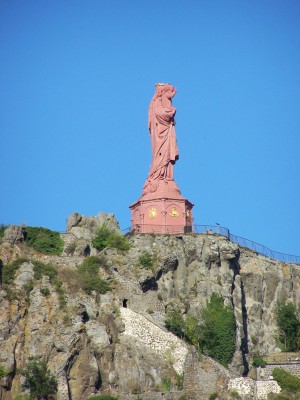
[81,311,89,323]
[123,299,128,308]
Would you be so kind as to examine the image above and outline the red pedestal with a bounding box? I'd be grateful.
[130,181,194,234]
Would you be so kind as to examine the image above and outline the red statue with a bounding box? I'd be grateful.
[130,83,194,234]
[143,83,180,195]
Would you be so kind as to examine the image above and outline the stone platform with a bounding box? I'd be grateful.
[130,181,193,234]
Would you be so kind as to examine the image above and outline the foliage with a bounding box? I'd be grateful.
[22,357,57,399]
[185,313,201,346]
[272,367,300,393]
[164,295,236,366]
[176,373,184,390]
[165,307,185,338]
[0,224,7,239]
[2,258,30,285]
[209,393,218,400]
[0,365,8,378]
[32,260,66,308]
[40,288,50,297]
[252,354,267,368]
[139,252,153,269]
[198,293,236,367]
[87,396,118,400]
[25,226,64,255]
[77,256,111,295]
[275,302,300,351]
[92,224,130,251]
[162,377,171,392]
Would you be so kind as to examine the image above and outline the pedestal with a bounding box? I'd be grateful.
[130,181,194,234]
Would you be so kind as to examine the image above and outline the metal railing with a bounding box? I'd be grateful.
[123,224,300,265]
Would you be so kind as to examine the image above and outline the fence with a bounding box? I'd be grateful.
[123,224,300,265]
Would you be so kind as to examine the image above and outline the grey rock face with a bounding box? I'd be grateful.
[0,226,299,399]
[3,225,25,244]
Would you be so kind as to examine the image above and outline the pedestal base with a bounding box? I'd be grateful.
[129,192,194,234]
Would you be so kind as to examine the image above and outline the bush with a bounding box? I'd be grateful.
[0,224,7,239]
[25,226,64,255]
[22,357,57,399]
[198,293,236,367]
[162,377,171,392]
[165,307,185,338]
[92,225,130,251]
[252,354,267,367]
[2,257,30,285]
[273,367,300,393]
[209,393,218,400]
[139,252,153,269]
[32,261,65,308]
[87,396,118,400]
[77,256,111,295]
[0,365,8,378]
[275,302,300,351]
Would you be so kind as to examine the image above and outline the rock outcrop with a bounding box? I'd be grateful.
[0,214,299,399]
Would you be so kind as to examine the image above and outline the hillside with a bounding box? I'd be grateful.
[0,212,298,400]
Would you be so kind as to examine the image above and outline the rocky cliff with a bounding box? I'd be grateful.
[0,213,299,400]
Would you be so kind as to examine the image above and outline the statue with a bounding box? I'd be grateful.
[142,83,180,195]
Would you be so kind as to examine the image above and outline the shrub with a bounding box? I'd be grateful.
[273,367,300,393]
[92,225,130,251]
[77,256,110,295]
[275,302,300,351]
[22,357,57,399]
[2,258,30,285]
[162,377,171,392]
[40,288,51,297]
[139,252,153,269]
[209,393,218,400]
[165,307,185,338]
[0,224,7,239]
[0,365,8,378]
[198,293,236,367]
[24,226,64,255]
[252,354,266,367]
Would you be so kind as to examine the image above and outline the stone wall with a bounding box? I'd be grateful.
[259,363,300,379]
[120,307,188,374]
[228,377,281,400]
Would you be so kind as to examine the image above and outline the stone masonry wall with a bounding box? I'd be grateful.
[259,363,300,379]
[120,307,188,374]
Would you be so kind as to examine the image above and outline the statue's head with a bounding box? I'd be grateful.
[155,83,176,98]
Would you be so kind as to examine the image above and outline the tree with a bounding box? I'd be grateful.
[198,293,236,366]
[22,358,57,399]
[275,302,300,351]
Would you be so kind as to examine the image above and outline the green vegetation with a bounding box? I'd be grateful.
[0,365,9,378]
[40,288,51,297]
[24,226,64,255]
[32,261,66,308]
[209,393,218,400]
[176,373,184,390]
[165,307,185,338]
[92,224,130,251]
[0,224,7,240]
[273,367,300,393]
[165,294,236,367]
[275,302,300,351]
[87,396,118,400]
[2,258,66,308]
[198,293,236,367]
[162,377,171,392]
[139,252,153,269]
[22,357,57,399]
[252,354,267,368]
[77,256,111,295]
[2,258,29,285]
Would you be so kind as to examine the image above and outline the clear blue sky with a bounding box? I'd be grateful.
[1,0,299,256]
